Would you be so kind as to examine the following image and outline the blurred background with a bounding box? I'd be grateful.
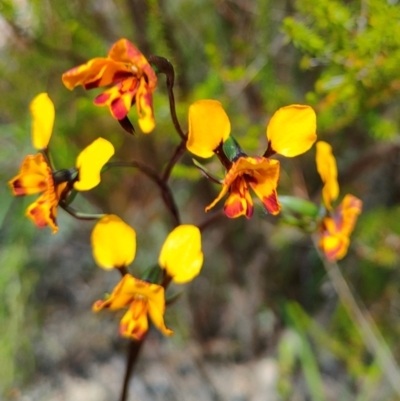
[2,0,400,400]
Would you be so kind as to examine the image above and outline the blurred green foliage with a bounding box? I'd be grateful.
[284,0,400,137]
[1,0,400,400]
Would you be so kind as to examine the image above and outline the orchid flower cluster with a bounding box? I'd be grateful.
[8,37,362,395]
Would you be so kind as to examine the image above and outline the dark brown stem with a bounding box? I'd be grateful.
[119,274,174,401]
[198,209,225,232]
[59,202,105,221]
[107,160,180,226]
[119,338,146,401]
[148,55,186,140]
[262,141,276,158]
[162,139,187,183]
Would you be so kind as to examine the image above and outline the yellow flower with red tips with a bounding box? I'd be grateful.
[93,274,173,341]
[9,153,67,233]
[8,93,114,233]
[207,156,281,218]
[187,100,317,219]
[316,141,362,261]
[62,38,157,133]
[91,216,204,339]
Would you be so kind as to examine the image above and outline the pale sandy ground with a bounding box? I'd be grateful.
[16,342,279,401]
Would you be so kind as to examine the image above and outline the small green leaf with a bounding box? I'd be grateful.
[222,135,246,162]
[192,158,223,184]
[279,196,319,218]
[141,264,162,284]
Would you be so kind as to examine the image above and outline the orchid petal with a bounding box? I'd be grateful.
[158,225,204,284]
[267,105,317,157]
[91,215,136,269]
[316,141,339,209]
[187,100,231,158]
[30,93,55,150]
[74,138,114,191]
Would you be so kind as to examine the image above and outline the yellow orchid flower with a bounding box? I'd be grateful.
[158,225,204,283]
[92,217,202,339]
[93,274,173,341]
[62,38,157,133]
[8,154,67,233]
[316,141,362,261]
[9,94,115,232]
[187,100,317,218]
[319,195,362,261]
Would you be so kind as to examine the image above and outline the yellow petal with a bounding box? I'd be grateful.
[316,141,339,209]
[319,230,349,261]
[127,278,172,337]
[91,214,136,269]
[74,137,115,191]
[336,194,362,237]
[187,100,231,158]
[136,78,156,133]
[158,225,204,284]
[62,58,129,90]
[119,299,149,340]
[30,93,55,150]
[25,190,59,234]
[266,105,317,157]
[9,154,51,196]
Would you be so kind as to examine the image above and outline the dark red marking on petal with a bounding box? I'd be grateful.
[11,179,27,196]
[112,71,134,81]
[94,92,111,105]
[224,199,245,219]
[84,79,102,90]
[246,203,254,219]
[110,97,129,120]
[262,191,280,215]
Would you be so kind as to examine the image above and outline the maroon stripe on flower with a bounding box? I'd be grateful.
[262,191,280,215]
[10,179,26,196]
[112,71,134,81]
[94,93,111,105]
[110,98,129,120]
[224,199,245,218]
[84,79,102,90]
